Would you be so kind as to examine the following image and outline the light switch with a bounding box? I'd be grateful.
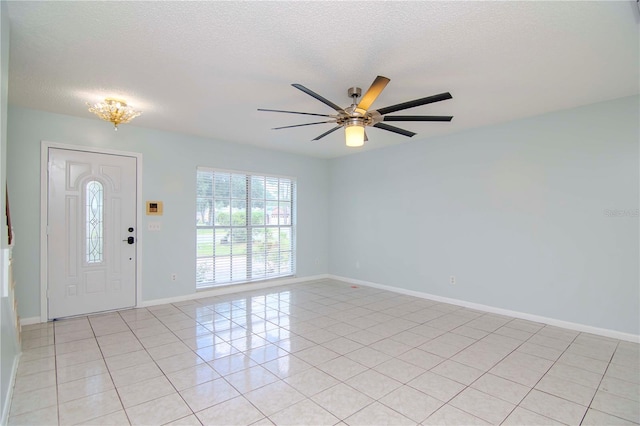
[148,221,161,231]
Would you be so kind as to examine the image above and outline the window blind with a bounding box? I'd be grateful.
[196,168,296,288]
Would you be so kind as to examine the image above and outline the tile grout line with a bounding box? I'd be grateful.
[426,317,534,424]
[134,306,201,424]
[86,314,131,426]
[575,339,636,425]
[504,326,589,425]
[12,281,639,426]
[53,320,60,426]
[173,300,273,424]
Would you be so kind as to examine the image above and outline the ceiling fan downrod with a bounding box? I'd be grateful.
[258,75,453,143]
[348,87,362,102]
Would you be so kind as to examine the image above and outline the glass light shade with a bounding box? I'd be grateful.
[345,124,365,147]
[87,98,142,130]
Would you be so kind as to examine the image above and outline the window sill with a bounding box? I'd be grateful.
[196,274,295,292]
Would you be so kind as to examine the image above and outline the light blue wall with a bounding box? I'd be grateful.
[7,106,330,318]
[1,1,20,419]
[5,91,639,336]
[329,95,639,335]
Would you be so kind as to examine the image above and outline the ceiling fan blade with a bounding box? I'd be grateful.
[357,76,390,112]
[375,92,452,115]
[258,108,334,118]
[312,126,342,141]
[273,120,336,130]
[373,122,416,137]
[292,84,346,114]
[383,115,453,122]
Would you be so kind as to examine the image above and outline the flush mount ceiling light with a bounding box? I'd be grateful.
[259,75,453,148]
[87,98,142,130]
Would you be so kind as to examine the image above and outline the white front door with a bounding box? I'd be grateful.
[47,148,137,319]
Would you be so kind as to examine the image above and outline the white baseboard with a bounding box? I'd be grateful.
[328,274,640,344]
[23,273,637,343]
[1,352,21,426]
[19,317,40,327]
[138,274,329,308]
[19,275,330,325]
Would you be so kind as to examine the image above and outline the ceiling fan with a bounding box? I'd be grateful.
[258,76,453,147]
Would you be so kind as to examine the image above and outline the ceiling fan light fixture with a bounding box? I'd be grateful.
[259,75,453,146]
[87,98,142,130]
[345,119,365,148]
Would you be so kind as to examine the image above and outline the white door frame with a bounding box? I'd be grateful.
[40,141,143,322]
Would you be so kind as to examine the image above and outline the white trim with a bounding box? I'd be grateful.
[135,155,143,309]
[40,141,143,322]
[328,274,640,344]
[195,167,297,288]
[196,165,296,181]
[139,274,328,308]
[19,316,41,327]
[1,352,21,426]
[24,275,327,324]
[39,143,47,322]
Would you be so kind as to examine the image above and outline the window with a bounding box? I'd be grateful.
[85,180,104,264]
[196,168,296,288]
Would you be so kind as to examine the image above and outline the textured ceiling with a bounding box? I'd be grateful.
[5,1,639,159]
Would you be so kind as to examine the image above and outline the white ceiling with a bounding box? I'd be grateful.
[6,1,639,159]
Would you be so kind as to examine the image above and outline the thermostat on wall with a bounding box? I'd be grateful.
[146,201,163,215]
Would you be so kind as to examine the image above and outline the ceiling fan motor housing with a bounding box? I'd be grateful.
[258,75,453,142]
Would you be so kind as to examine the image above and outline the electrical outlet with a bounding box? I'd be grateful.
[171,273,177,281]
[450,275,456,285]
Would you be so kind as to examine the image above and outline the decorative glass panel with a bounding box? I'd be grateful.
[86,180,104,263]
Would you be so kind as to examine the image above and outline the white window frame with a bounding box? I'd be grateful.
[196,167,296,288]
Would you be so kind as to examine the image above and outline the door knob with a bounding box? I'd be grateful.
[122,236,135,244]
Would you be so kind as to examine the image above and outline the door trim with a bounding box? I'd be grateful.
[40,141,143,322]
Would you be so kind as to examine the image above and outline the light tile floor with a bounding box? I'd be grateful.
[9,279,640,425]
